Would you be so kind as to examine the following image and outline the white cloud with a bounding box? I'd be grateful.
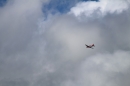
[69,0,130,17]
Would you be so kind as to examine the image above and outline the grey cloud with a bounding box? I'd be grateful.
[42,9,130,60]
[39,6,130,86]
[0,0,130,86]
[0,0,49,85]
[75,51,130,86]
[0,79,29,86]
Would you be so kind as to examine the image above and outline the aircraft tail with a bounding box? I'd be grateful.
[92,44,95,47]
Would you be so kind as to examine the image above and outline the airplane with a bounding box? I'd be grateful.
[85,44,95,49]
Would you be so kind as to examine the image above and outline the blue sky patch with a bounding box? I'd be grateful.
[0,0,7,7]
[42,0,99,15]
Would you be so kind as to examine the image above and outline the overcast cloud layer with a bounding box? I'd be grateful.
[0,0,130,86]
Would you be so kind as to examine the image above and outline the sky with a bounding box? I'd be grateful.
[0,0,130,86]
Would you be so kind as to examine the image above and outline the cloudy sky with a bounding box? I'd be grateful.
[0,0,130,86]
